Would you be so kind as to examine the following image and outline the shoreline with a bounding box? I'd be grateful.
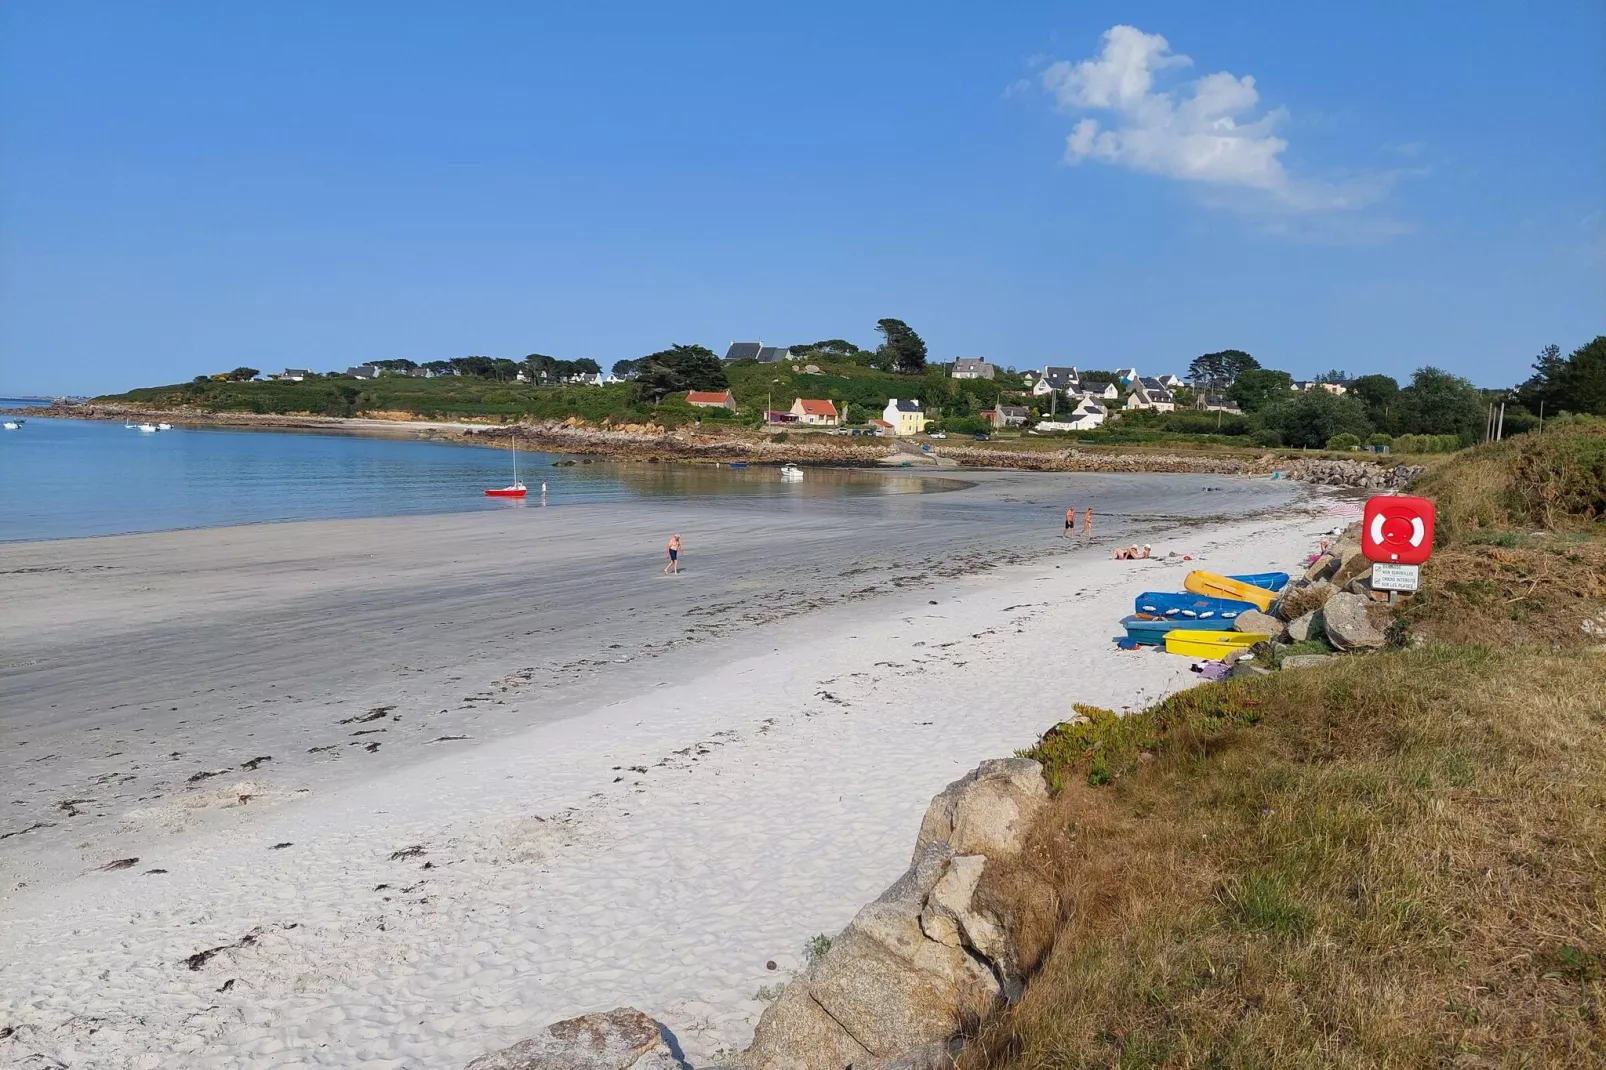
[4,403,1425,484]
[0,496,1332,1068]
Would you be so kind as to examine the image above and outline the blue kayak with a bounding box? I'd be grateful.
[1121,614,1244,645]
[1133,592,1258,620]
[1229,571,1290,592]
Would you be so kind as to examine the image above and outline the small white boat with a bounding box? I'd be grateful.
[1,421,18,431]
[124,423,136,429]
[156,422,173,431]
[137,423,159,433]
[779,463,804,482]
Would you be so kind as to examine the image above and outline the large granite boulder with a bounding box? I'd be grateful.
[1285,610,1321,643]
[1281,654,1336,671]
[465,1008,686,1070]
[912,758,1048,863]
[1231,609,1284,639]
[1322,592,1387,651]
[743,761,1049,1070]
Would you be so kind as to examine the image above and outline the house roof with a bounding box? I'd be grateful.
[794,398,838,416]
[953,358,991,370]
[1040,366,1078,384]
[1138,376,1167,391]
[725,342,762,361]
[997,405,1029,416]
[755,346,790,362]
[686,390,733,404]
[283,368,310,376]
[871,418,895,428]
[888,399,922,412]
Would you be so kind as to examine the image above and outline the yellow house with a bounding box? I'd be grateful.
[881,398,928,436]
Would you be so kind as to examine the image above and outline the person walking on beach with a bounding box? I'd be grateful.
[1064,506,1076,537]
[1081,507,1093,538]
[664,534,682,575]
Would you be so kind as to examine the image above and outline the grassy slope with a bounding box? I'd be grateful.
[967,423,1606,1069]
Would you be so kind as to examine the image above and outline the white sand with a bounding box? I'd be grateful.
[0,480,1334,1068]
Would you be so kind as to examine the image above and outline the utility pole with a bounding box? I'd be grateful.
[1538,400,1544,435]
[1496,401,1505,442]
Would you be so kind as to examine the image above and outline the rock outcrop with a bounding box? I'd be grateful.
[464,1008,687,1070]
[1285,610,1321,643]
[1231,609,1285,639]
[1322,592,1388,651]
[741,760,1049,1070]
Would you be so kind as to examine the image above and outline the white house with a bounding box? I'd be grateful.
[1115,367,1140,385]
[1078,378,1121,401]
[274,369,311,382]
[346,365,380,380]
[990,404,1030,428]
[1032,366,1079,397]
[1036,397,1106,432]
[1156,373,1183,389]
[951,358,995,380]
[881,398,927,436]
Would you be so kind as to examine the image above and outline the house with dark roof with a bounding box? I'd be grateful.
[346,365,380,380]
[1032,366,1080,397]
[756,346,792,363]
[881,398,928,436]
[951,358,995,380]
[724,342,763,362]
[991,404,1030,429]
[1077,377,1121,401]
[275,369,311,381]
[1200,395,1243,414]
[1125,377,1177,412]
[686,389,736,410]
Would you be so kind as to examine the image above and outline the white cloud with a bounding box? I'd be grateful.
[1040,25,1393,222]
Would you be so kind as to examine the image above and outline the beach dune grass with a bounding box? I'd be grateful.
[970,644,1606,1068]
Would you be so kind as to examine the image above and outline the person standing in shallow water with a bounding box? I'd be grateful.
[1081,508,1093,538]
[664,534,682,575]
[1064,506,1076,537]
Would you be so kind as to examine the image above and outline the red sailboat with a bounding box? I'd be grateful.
[485,436,527,497]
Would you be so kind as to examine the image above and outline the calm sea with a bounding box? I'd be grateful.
[0,416,939,542]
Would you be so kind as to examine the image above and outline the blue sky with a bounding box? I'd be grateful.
[2,1,1602,395]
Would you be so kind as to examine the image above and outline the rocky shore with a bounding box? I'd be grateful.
[8,403,1423,489]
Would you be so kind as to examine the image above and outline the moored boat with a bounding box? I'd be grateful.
[137,423,159,433]
[484,436,527,497]
[779,463,804,482]
[1,421,18,431]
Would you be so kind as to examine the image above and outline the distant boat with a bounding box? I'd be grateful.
[728,461,748,469]
[485,436,527,497]
[1,421,18,431]
[780,463,804,482]
[156,422,173,431]
[137,423,159,433]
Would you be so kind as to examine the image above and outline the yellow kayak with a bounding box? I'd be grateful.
[1184,570,1277,612]
[1164,630,1269,658]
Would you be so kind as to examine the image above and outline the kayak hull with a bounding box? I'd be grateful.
[1184,571,1277,612]
[1228,571,1289,592]
[1122,615,1241,645]
[1133,592,1257,620]
[1164,630,1269,658]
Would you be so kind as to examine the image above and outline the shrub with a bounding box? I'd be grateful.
[1325,432,1362,451]
[1367,433,1394,448]
[1252,428,1283,447]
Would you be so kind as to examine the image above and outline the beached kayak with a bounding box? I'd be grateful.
[1184,571,1277,612]
[1121,614,1243,645]
[1228,571,1290,592]
[1163,629,1269,658]
[1133,592,1258,620]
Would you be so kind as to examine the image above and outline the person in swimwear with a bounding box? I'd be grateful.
[1081,507,1093,538]
[664,534,682,575]
[1064,506,1076,537]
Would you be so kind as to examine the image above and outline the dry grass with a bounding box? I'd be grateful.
[1402,538,1606,650]
[967,647,1606,1069]
[1413,418,1606,537]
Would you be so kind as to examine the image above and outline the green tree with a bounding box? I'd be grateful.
[1260,389,1372,449]
[611,358,639,378]
[490,358,520,382]
[572,358,601,376]
[227,367,259,381]
[1520,337,1606,417]
[1187,350,1259,393]
[1396,366,1484,441]
[635,344,727,403]
[1346,374,1400,432]
[1313,368,1352,384]
[875,318,927,375]
[1228,368,1293,412]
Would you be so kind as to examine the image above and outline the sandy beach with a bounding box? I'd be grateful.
[0,471,1338,1068]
